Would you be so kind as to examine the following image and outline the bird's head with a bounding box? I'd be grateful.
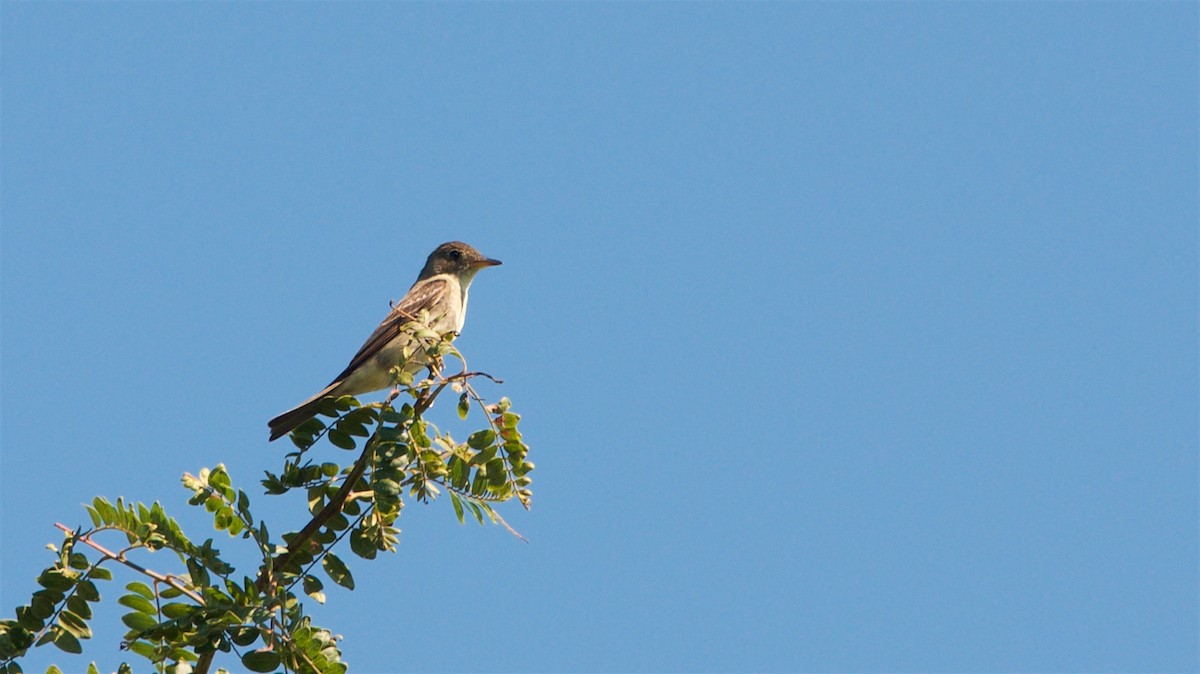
[418,241,502,283]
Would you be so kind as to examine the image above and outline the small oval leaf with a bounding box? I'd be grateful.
[241,649,281,673]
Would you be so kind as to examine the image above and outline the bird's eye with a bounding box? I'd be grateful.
[448,250,462,260]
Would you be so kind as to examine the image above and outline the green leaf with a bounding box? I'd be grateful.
[470,470,487,496]
[120,611,157,632]
[349,529,377,560]
[34,629,54,648]
[328,430,356,450]
[127,639,155,660]
[50,628,82,654]
[209,465,231,491]
[410,421,432,448]
[303,575,326,604]
[93,497,117,524]
[29,594,55,620]
[66,595,92,620]
[379,406,407,424]
[467,429,496,449]
[118,594,156,615]
[76,580,100,602]
[87,664,101,674]
[448,456,466,487]
[230,627,259,648]
[307,485,326,515]
[467,500,485,524]
[373,479,400,498]
[36,570,73,592]
[450,492,465,524]
[226,516,245,537]
[90,566,113,581]
[0,624,35,658]
[241,649,281,673]
[486,458,508,486]
[261,472,287,495]
[469,446,497,466]
[335,415,371,438]
[321,553,354,590]
[126,582,154,600]
[316,395,348,414]
[15,606,42,631]
[160,603,193,620]
[289,431,316,451]
[294,416,326,436]
[47,666,63,674]
[186,559,209,588]
[457,393,470,419]
[58,610,92,639]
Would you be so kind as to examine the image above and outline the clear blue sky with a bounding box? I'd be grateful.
[3,3,1196,673]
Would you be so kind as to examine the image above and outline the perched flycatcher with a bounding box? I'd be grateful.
[268,241,501,441]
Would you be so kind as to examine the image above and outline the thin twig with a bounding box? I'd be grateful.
[446,370,504,385]
[53,523,204,604]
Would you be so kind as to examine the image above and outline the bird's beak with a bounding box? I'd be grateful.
[475,257,502,267]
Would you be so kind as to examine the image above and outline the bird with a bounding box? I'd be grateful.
[268,241,501,441]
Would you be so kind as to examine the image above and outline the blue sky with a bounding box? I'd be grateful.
[2,3,1196,673]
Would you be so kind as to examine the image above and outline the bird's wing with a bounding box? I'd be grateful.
[330,277,452,383]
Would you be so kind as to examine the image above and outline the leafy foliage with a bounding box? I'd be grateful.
[0,329,532,674]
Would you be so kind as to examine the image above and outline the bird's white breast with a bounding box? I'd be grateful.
[434,273,468,333]
[457,286,469,332]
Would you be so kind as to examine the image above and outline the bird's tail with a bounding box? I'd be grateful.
[268,381,340,442]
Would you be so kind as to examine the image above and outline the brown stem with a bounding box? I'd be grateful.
[195,647,216,674]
